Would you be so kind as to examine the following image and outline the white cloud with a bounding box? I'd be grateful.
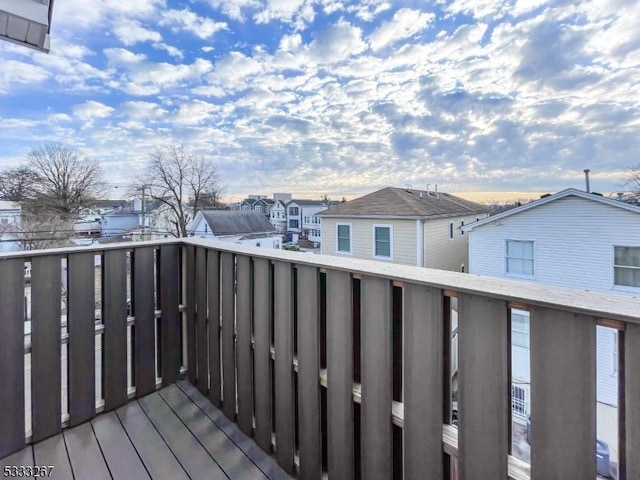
[153,43,184,59]
[308,19,367,63]
[0,60,49,93]
[113,19,162,46]
[73,101,115,120]
[176,100,219,125]
[347,0,392,21]
[369,8,435,52]
[161,8,228,38]
[206,0,262,22]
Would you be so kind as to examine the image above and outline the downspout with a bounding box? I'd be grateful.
[416,219,424,267]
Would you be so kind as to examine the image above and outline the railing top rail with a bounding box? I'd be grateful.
[0,236,636,324]
[182,237,640,324]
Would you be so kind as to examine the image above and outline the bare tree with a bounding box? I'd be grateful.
[624,165,640,205]
[13,210,73,250]
[140,145,221,237]
[26,143,105,215]
[0,166,39,201]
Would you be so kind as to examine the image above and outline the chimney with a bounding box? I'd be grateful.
[583,169,591,193]
[435,184,439,199]
[426,183,430,195]
[617,192,624,201]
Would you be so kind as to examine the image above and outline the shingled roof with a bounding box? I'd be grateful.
[199,210,276,235]
[317,187,488,219]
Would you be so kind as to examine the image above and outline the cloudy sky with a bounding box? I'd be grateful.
[0,0,638,201]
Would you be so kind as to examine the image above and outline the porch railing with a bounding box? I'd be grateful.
[0,238,638,480]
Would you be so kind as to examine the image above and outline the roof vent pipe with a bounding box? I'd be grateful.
[583,169,591,193]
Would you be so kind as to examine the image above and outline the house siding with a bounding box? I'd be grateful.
[424,215,485,271]
[469,196,640,292]
[321,218,417,266]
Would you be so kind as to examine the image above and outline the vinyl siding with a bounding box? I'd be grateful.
[424,215,486,271]
[468,196,640,292]
[321,218,417,266]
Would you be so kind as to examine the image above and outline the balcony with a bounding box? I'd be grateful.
[0,238,638,479]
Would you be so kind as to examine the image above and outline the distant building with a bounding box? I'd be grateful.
[318,186,488,270]
[189,210,282,249]
[0,0,56,52]
[0,201,21,252]
[285,199,327,244]
[240,195,275,216]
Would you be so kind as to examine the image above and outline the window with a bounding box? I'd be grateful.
[241,205,249,211]
[449,222,454,240]
[460,220,464,236]
[337,224,351,253]
[289,219,299,229]
[373,225,392,258]
[254,205,262,212]
[506,240,534,277]
[614,246,640,288]
[289,207,299,216]
[511,311,530,348]
[0,218,8,225]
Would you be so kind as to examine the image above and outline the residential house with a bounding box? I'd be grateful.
[318,186,489,270]
[0,201,21,252]
[269,200,287,232]
[0,0,55,52]
[189,210,282,248]
[286,199,327,244]
[462,187,640,462]
[240,195,275,217]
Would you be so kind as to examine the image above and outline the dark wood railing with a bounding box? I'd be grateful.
[1,238,639,480]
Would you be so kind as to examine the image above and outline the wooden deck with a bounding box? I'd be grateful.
[0,382,293,480]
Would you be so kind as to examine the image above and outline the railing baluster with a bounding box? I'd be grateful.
[133,247,156,398]
[253,257,272,452]
[103,250,128,411]
[297,265,321,480]
[207,249,221,406]
[236,255,253,436]
[0,259,25,457]
[326,270,354,479]
[274,261,295,473]
[458,293,509,480]
[195,248,209,395]
[68,252,96,426]
[221,252,236,420]
[160,244,181,386]
[530,307,596,479]
[185,246,196,384]
[403,284,443,480]
[31,255,62,442]
[626,323,639,479]
[360,276,393,480]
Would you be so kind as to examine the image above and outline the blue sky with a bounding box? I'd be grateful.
[0,0,639,202]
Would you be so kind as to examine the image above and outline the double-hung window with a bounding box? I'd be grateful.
[337,224,351,254]
[506,240,534,277]
[614,246,640,288]
[373,225,392,259]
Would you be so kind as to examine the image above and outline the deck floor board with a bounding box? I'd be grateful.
[0,384,294,480]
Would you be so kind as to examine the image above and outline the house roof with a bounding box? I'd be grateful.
[462,188,640,232]
[198,210,276,235]
[0,201,21,211]
[288,199,327,206]
[317,187,488,219]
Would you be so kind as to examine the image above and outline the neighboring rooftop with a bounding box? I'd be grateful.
[317,187,489,218]
[198,210,276,235]
[288,199,328,206]
[462,188,640,232]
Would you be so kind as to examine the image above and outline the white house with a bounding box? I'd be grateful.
[0,201,21,252]
[463,188,640,463]
[286,199,327,244]
[189,210,282,249]
[318,187,489,270]
[269,200,287,232]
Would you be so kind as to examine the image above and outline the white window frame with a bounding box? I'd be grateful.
[336,222,352,255]
[613,245,640,290]
[289,219,299,229]
[505,240,534,278]
[372,224,393,260]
